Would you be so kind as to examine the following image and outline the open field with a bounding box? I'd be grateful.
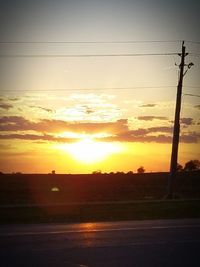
[0,171,200,224]
[0,171,200,204]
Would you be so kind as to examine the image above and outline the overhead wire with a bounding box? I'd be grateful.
[0,86,177,92]
[1,40,198,58]
[185,41,200,45]
[189,53,200,56]
[0,40,198,95]
[183,93,200,98]
[0,40,182,44]
[0,53,178,58]
[1,86,198,93]
[183,86,200,89]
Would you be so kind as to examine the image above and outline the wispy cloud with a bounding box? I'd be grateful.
[0,98,13,110]
[29,106,54,113]
[0,133,77,143]
[121,126,172,137]
[139,104,157,108]
[9,98,19,102]
[55,102,121,122]
[147,126,173,133]
[194,105,200,110]
[97,131,199,144]
[0,103,13,110]
[137,116,168,121]
[180,117,193,126]
[180,133,200,143]
[97,134,172,143]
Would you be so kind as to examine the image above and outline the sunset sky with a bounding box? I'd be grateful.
[0,0,200,173]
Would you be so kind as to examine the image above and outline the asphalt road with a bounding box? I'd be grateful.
[1,219,200,267]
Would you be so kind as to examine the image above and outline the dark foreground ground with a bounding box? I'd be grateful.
[0,171,200,224]
[1,219,200,267]
[1,171,200,205]
[1,173,200,266]
[1,199,200,224]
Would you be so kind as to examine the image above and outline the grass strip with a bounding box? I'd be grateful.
[0,199,200,224]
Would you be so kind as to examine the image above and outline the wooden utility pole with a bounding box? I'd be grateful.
[167,41,187,198]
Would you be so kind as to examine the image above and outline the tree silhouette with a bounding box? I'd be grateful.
[137,166,145,174]
[177,163,183,172]
[127,171,134,175]
[184,160,200,171]
[92,170,102,174]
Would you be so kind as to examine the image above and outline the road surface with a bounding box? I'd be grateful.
[0,219,200,266]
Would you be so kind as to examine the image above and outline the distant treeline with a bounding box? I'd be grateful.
[0,171,200,205]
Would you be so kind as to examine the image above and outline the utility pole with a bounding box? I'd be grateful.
[167,41,188,198]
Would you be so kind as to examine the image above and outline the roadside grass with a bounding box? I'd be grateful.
[0,199,200,224]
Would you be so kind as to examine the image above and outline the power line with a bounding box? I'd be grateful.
[185,41,200,45]
[0,53,178,58]
[183,86,200,89]
[3,85,199,93]
[1,86,196,93]
[0,86,177,92]
[189,53,200,56]
[184,93,200,98]
[0,40,182,44]
[1,85,198,93]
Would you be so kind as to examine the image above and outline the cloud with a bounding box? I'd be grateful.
[95,126,198,144]
[0,104,13,110]
[29,106,54,113]
[139,104,156,108]
[0,116,128,134]
[9,98,19,101]
[0,117,199,144]
[124,126,172,137]
[194,105,200,110]
[1,131,198,144]
[180,133,200,143]
[96,133,172,143]
[97,131,199,144]
[0,133,78,143]
[180,117,193,126]
[137,116,168,121]
[55,102,121,122]
[147,126,173,133]
[0,116,199,144]
[0,116,30,131]
[0,98,13,110]
[38,118,128,134]
[82,105,95,114]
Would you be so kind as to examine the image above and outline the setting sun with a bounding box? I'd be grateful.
[58,139,122,164]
